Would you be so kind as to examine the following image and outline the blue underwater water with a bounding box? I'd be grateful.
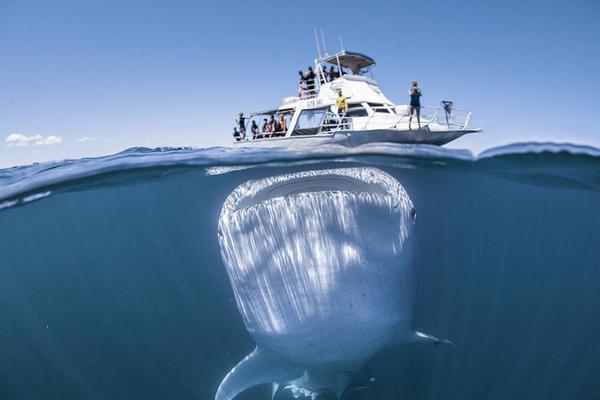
[0,142,600,400]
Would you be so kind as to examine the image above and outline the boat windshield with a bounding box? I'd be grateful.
[292,107,329,136]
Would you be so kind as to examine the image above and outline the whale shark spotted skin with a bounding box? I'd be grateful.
[216,168,448,400]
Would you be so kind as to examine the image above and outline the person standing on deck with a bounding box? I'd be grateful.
[408,81,422,130]
[329,66,338,80]
[305,67,316,96]
[297,71,305,97]
[336,90,348,117]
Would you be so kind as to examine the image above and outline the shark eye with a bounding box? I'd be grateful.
[410,208,416,219]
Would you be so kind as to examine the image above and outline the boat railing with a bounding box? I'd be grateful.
[361,105,400,129]
[319,111,352,133]
[299,82,319,99]
[393,105,473,130]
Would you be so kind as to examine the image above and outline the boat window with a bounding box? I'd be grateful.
[345,103,369,117]
[292,107,329,136]
[367,103,394,114]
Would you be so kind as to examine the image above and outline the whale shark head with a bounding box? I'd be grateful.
[216,167,423,399]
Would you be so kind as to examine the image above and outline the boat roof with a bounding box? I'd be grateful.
[319,50,376,74]
[250,107,294,116]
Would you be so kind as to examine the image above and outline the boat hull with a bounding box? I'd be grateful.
[234,128,480,148]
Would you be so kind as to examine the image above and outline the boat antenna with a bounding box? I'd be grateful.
[320,29,328,56]
[313,27,322,58]
[339,36,345,51]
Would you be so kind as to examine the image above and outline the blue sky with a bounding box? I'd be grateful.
[1,0,599,167]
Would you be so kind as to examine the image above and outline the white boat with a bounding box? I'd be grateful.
[234,50,480,147]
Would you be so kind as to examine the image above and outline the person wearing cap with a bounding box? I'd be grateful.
[408,81,422,130]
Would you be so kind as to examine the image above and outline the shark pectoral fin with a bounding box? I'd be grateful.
[411,330,456,347]
[215,346,304,400]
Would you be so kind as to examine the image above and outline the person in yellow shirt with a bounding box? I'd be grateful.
[336,90,348,116]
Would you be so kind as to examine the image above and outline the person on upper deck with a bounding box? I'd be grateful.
[319,66,328,83]
[329,66,338,80]
[336,90,348,117]
[408,81,422,130]
[298,70,306,96]
[305,67,316,93]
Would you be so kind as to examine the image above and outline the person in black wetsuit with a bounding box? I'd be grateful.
[408,81,422,130]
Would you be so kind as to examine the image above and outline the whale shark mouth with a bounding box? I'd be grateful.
[221,167,413,213]
[218,168,416,336]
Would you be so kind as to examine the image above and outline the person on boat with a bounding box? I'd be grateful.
[408,81,422,130]
[298,70,306,97]
[269,115,277,134]
[336,90,348,117]
[305,67,316,94]
[319,66,328,84]
[251,120,260,139]
[262,118,272,138]
[233,127,244,141]
[329,66,338,80]
[277,114,287,134]
[235,112,246,136]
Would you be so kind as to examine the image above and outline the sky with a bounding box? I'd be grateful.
[1,0,599,168]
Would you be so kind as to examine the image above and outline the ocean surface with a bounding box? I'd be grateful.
[1,142,599,400]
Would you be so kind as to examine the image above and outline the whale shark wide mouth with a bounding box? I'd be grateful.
[217,166,416,332]
[221,167,413,215]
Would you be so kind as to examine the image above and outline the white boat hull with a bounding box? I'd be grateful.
[234,128,480,148]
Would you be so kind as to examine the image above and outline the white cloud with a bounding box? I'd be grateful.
[36,135,63,145]
[6,133,38,147]
[6,133,64,147]
[76,136,96,143]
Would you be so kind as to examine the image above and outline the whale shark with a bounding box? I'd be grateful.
[216,167,449,400]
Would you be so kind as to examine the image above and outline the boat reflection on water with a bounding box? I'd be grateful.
[216,167,450,400]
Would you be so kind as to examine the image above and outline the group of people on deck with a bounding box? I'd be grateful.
[233,80,423,141]
[233,112,288,141]
[298,65,342,97]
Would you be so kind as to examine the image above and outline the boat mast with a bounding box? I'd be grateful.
[313,27,322,59]
[320,29,328,56]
